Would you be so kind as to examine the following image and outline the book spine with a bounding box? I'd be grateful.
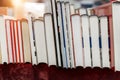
[71,14,84,67]
[61,2,71,68]
[14,20,20,63]
[17,20,24,63]
[27,15,37,64]
[99,16,110,68]
[57,1,68,68]
[65,2,75,68]
[81,15,92,67]
[21,19,32,63]
[112,2,120,71]
[51,0,61,66]
[89,16,101,67]
[0,16,8,63]
[44,13,57,66]
[10,20,16,63]
[5,20,12,63]
[33,19,48,64]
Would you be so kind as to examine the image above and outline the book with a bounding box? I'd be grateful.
[14,20,21,63]
[10,20,17,63]
[99,16,110,68]
[27,14,37,64]
[17,20,24,63]
[65,2,75,68]
[44,13,57,66]
[89,15,101,67]
[5,20,13,63]
[61,2,70,68]
[112,2,120,71]
[81,15,92,67]
[92,1,120,70]
[0,15,16,63]
[20,19,31,63]
[57,1,68,68]
[51,0,61,66]
[71,14,83,67]
[0,16,8,63]
[33,19,48,64]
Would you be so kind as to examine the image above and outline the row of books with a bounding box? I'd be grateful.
[0,0,120,71]
[51,0,120,71]
[0,14,57,66]
[56,1,110,68]
[92,1,120,71]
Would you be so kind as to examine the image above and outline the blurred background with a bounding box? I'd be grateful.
[0,0,112,18]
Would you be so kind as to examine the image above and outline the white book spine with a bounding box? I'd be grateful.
[0,16,8,63]
[44,13,57,66]
[51,0,61,66]
[21,20,31,63]
[57,1,68,68]
[17,20,24,63]
[33,20,48,64]
[65,2,75,68]
[62,2,71,67]
[89,16,101,67]
[27,14,37,64]
[112,2,120,71]
[99,16,110,68]
[71,14,84,67]
[5,20,13,63]
[81,15,91,67]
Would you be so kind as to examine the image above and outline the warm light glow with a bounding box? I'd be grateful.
[24,2,45,17]
[12,0,25,19]
[12,0,23,7]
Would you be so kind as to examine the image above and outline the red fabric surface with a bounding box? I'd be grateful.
[34,63,48,80]
[2,63,34,80]
[1,63,120,80]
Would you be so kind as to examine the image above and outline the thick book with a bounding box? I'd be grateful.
[27,14,37,65]
[71,14,83,67]
[89,16,101,67]
[81,15,91,67]
[20,19,32,63]
[44,13,57,66]
[0,16,9,63]
[99,16,110,68]
[65,2,75,68]
[50,0,61,67]
[112,2,120,71]
[33,19,48,64]
[57,1,68,68]
[92,1,120,70]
